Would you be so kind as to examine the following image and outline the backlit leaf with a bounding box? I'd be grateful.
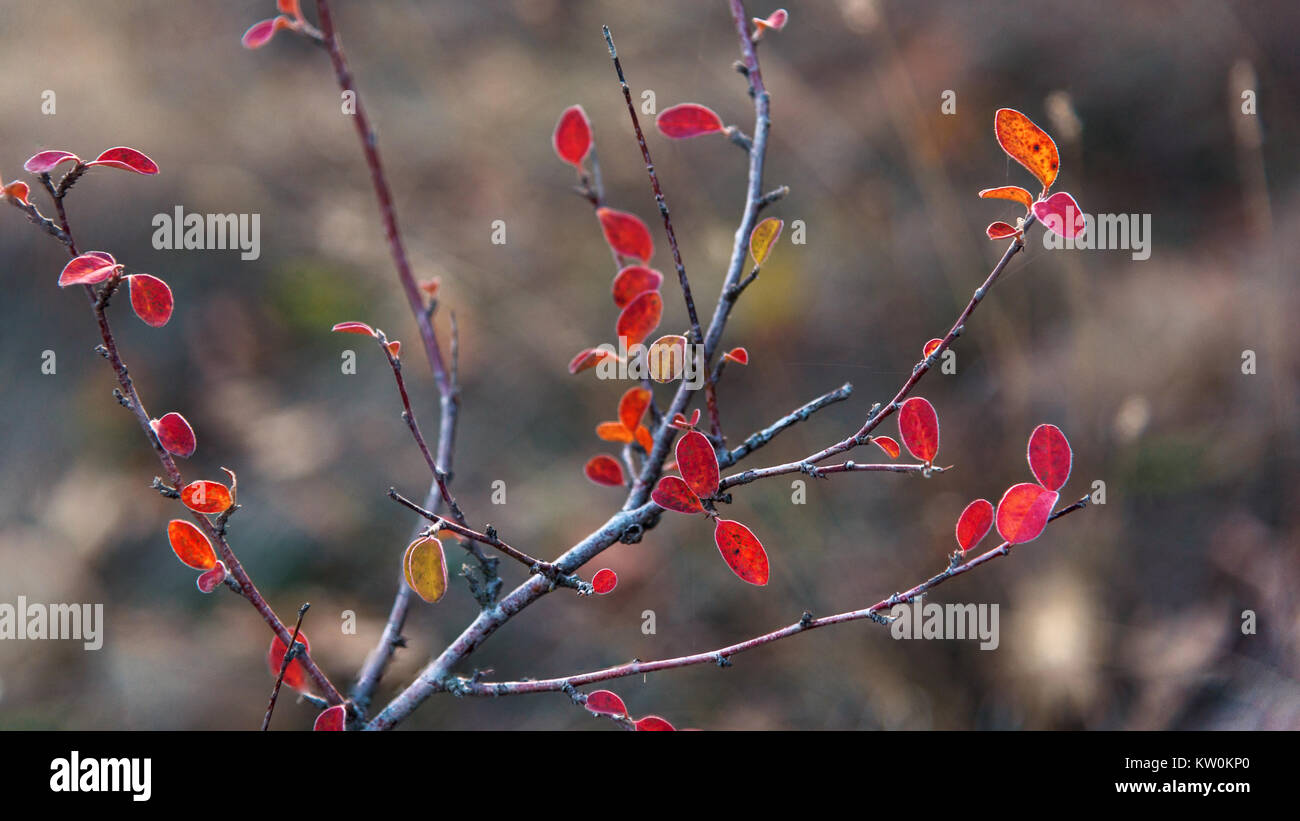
[242,16,293,49]
[86,146,159,175]
[167,519,217,570]
[24,150,80,174]
[994,108,1059,191]
[955,499,994,551]
[568,347,619,374]
[313,704,346,731]
[618,387,651,433]
[403,535,448,604]
[2,181,31,205]
[1032,191,1086,239]
[585,690,627,716]
[723,347,749,365]
[196,560,228,593]
[752,8,789,39]
[552,105,593,168]
[387,340,402,358]
[267,631,312,693]
[872,435,901,459]
[995,483,1059,544]
[634,425,654,453]
[656,103,725,139]
[675,430,719,499]
[714,519,769,586]
[922,338,943,358]
[596,207,654,262]
[584,455,625,487]
[596,421,633,443]
[611,265,663,308]
[898,396,939,462]
[749,217,783,265]
[647,334,687,382]
[128,274,173,327]
[1027,423,1072,491]
[151,412,196,458]
[635,715,676,731]
[986,221,1019,240]
[651,475,704,514]
[331,320,376,336]
[979,185,1034,210]
[58,252,119,287]
[616,290,662,346]
[181,480,233,514]
[592,568,618,595]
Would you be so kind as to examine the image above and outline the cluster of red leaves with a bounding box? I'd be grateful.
[166,520,228,594]
[980,109,1084,241]
[584,690,678,731]
[953,424,1073,553]
[241,0,308,49]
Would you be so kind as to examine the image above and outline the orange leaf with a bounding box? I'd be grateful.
[634,425,654,453]
[979,185,1034,210]
[871,435,901,459]
[647,334,687,382]
[922,338,943,358]
[568,347,619,375]
[616,290,662,346]
[167,519,217,570]
[618,387,651,433]
[596,421,634,443]
[994,108,1059,191]
[611,265,664,308]
[181,480,233,514]
[723,347,749,365]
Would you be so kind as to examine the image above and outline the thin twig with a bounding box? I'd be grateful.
[261,603,311,730]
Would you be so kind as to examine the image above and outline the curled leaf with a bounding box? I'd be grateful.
[86,146,159,175]
[979,186,1034,211]
[24,150,80,174]
[331,321,376,336]
[242,16,294,49]
[387,340,402,358]
[995,483,1059,544]
[714,519,769,586]
[635,715,676,731]
[871,435,901,459]
[267,631,312,693]
[611,265,664,308]
[151,412,196,458]
[313,704,346,731]
[568,347,620,375]
[749,217,783,265]
[675,430,719,499]
[585,690,627,716]
[1027,423,1072,492]
[651,475,704,514]
[584,455,625,487]
[647,334,688,382]
[994,108,1059,191]
[58,252,119,287]
[616,290,662,346]
[596,207,654,262]
[955,499,994,551]
[167,519,217,570]
[656,103,725,139]
[592,568,618,595]
[181,480,233,514]
[553,105,593,168]
[671,408,702,429]
[196,560,228,594]
[723,347,749,365]
[128,274,174,327]
[922,338,943,358]
[897,396,939,463]
[752,8,789,39]
[403,535,449,604]
[986,221,1020,240]
[1032,191,1086,240]
[2,181,31,204]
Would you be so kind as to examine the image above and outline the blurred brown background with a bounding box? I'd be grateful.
[1,0,1297,730]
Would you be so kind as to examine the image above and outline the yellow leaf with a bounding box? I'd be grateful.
[404,535,448,604]
[748,217,784,266]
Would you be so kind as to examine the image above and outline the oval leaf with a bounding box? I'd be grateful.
[897,396,939,462]
[167,519,217,570]
[714,519,769,586]
[181,480,233,514]
[584,455,625,487]
[615,290,662,346]
[618,387,652,433]
[313,704,346,731]
[331,320,376,336]
[128,273,174,327]
[403,535,448,604]
[596,421,634,443]
[196,560,228,593]
[749,217,783,265]
[152,412,196,458]
[986,221,1019,240]
[1027,423,1072,492]
[647,334,687,382]
[592,568,618,595]
[994,108,1059,191]
[871,435,901,459]
[553,105,593,168]
[675,430,719,499]
[58,252,118,287]
[24,150,80,174]
[651,475,704,514]
[979,185,1034,210]
[995,483,1059,544]
[955,499,995,551]
[656,103,725,139]
[267,631,312,693]
[86,146,159,175]
[585,690,627,716]
[568,347,618,375]
[596,207,653,262]
[242,17,289,49]
[611,265,663,308]
[635,715,676,731]
[1031,191,1086,240]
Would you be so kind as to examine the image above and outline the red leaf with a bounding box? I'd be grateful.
[994,108,1060,191]
[615,290,662,346]
[58,251,119,287]
[196,560,228,593]
[955,499,994,551]
[167,519,217,570]
[267,631,312,693]
[24,150,80,174]
[568,347,619,374]
[1032,191,1086,239]
[872,435,901,459]
[553,105,593,168]
[898,396,939,462]
[986,221,1019,240]
[585,690,627,716]
[618,387,652,433]
[656,103,725,139]
[635,715,676,731]
[651,475,704,514]
[151,412,196,458]
[611,265,663,308]
[675,431,719,499]
[387,340,402,358]
[922,338,943,358]
[331,320,376,336]
[714,519,769,586]
[752,8,789,39]
[86,146,159,175]
[128,274,173,327]
[1027,423,1072,491]
[277,0,302,16]
[723,347,749,365]
[584,455,625,487]
[596,207,654,262]
[181,480,234,514]
[242,16,293,49]
[592,568,618,595]
[314,704,346,731]
[995,483,1059,544]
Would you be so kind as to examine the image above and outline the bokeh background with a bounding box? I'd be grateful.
[1,0,1297,730]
